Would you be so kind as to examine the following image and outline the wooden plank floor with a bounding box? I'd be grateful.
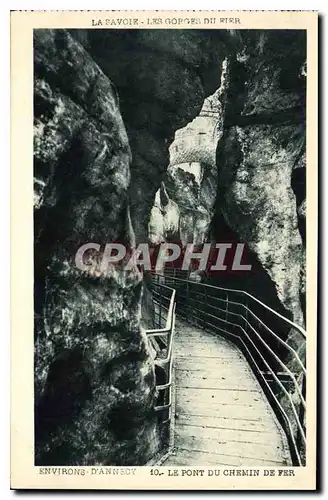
[162,318,292,466]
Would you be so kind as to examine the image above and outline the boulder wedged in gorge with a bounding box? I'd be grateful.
[34,29,158,465]
[161,163,218,245]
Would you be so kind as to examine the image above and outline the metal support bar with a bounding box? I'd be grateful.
[149,271,307,466]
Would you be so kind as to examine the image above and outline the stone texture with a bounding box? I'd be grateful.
[169,82,226,168]
[217,123,304,328]
[73,29,231,242]
[34,28,234,466]
[148,182,180,246]
[34,28,307,466]
[148,161,218,247]
[215,30,306,333]
[34,29,159,466]
[146,30,306,337]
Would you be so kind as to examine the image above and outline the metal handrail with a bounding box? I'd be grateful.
[146,284,176,335]
[206,318,305,466]
[152,308,176,415]
[185,292,306,376]
[145,283,176,421]
[152,272,306,466]
[156,274,306,339]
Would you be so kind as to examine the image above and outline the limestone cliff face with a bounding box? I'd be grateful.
[72,29,232,242]
[167,163,218,245]
[292,151,306,319]
[34,29,158,465]
[215,30,306,331]
[148,87,223,246]
[169,80,226,168]
[148,162,218,247]
[146,30,306,337]
[34,28,307,465]
[217,124,304,328]
[34,28,233,466]
[148,182,180,245]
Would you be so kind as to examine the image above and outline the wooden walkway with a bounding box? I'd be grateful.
[161,318,292,467]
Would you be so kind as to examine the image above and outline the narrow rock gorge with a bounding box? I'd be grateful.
[34,28,231,465]
[216,30,306,332]
[148,30,306,334]
[34,28,306,465]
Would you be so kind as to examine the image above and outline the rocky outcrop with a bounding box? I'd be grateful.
[292,151,306,320]
[146,30,306,335]
[34,28,234,466]
[166,163,218,245]
[72,29,233,242]
[217,124,304,327]
[148,161,218,247]
[148,182,180,245]
[34,29,159,465]
[215,30,306,330]
[148,86,223,246]
[169,81,226,168]
[34,28,307,465]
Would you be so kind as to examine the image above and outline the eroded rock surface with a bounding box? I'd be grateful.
[146,30,306,335]
[148,87,224,246]
[74,29,232,242]
[34,29,158,465]
[34,28,307,466]
[217,124,304,327]
[215,30,306,330]
[148,182,180,245]
[34,28,233,466]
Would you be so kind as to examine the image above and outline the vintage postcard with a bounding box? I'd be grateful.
[11,10,318,490]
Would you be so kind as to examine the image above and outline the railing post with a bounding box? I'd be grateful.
[148,272,307,464]
[159,293,162,328]
[225,292,229,323]
[244,296,249,331]
[296,372,306,462]
[202,286,207,329]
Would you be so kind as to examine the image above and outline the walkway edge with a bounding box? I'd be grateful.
[147,359,177,466]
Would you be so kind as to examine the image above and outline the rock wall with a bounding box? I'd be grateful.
[167,163,218,245]
[215,30,306,329]
[148,182,180,245]
[34,28,231,465]
[147,161,218,247]
[34,29,158,465]
[73,29,232,242]
[169,82,226,168]
[34,28,307,465]
[147,86,224,246]
[145,30,306,334]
